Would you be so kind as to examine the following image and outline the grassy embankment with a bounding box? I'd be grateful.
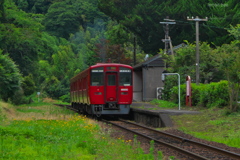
[0,99,163,160]
[151,100,240,148]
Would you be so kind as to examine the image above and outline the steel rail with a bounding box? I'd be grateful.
[54,104,240,159]
[102,119,209,160]
[119,119,240,160]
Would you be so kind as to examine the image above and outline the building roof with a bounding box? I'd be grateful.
[133,43,187,70]
[133,54,165,70]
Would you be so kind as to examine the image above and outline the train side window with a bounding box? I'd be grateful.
[91,67,104,86]
[119,67,132,86]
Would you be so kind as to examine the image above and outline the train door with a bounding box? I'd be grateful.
[105,72,118,104]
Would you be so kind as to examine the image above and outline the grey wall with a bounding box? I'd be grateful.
[143,67,165,101]
[133,70,143,102]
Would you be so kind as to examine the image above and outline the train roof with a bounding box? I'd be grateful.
[70,63,132,83]
[90,63,132,69]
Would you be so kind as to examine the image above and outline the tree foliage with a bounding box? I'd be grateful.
[163,38,240,112]
[0,50,22,102]
[44,0,107,39]
[13,0,53,14]
[1,0,239,111]
[99,0,240,54]
[163,41,222,84]
[22,74,36,96]
[0,1,46,76]
[216,42,240,112]
[43,1,82,39]
[0,0,6,23]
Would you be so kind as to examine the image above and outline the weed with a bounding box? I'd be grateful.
[150,99,178,108]
[171,108,240,148]
[0,100,160,160]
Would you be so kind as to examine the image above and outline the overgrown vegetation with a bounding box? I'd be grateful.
[140,99,240,149]
[0,0,148,105]
[168,81,230,108]
[0,0,240,115]
[162,40,240,112]
[98,0,240,54]
[0,100,164,159]
[171,108,240,148]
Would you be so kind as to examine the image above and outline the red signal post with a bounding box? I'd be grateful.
[186,76,192,107]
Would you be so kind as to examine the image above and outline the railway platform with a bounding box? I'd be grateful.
[130,102,200,128]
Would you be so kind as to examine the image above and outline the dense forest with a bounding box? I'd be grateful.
[0,0,240,110]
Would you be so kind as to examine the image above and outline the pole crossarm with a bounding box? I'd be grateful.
[160,17,176,54]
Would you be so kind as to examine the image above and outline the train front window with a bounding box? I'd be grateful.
[119,67,132,86]
[108,75,116,86]
[91,67,104,86]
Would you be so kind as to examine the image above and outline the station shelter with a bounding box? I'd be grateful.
[133,43,186,102]
[133,54,165,102]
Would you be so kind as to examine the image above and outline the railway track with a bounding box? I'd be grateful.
[55,104,240,159]
[102,119,240,160]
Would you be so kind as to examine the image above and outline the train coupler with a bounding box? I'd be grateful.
[94,105,103,112]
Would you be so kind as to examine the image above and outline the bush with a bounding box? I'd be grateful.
[10,88,28,105]
[199,81,229,108]
[22,74,36,96]
[168,81,229,108]
[168,84,186,106]
[59,93,70,103]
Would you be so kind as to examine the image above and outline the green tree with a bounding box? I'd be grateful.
[163,41,222,83]
[38,44,80,99]
[0,0,6,23]
[44,1,82,39]
[99,0,240,54]
[105,22,130,45]
[13,0,54,14]
[0,1,47,76]
[44,0,107,39]
[217,42,240,112]
[22,74,36,96]
[69,20,107,67]
[0,50,22,102]
[228,24,240,41]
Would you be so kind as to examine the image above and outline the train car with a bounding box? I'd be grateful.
[70,63,133,116]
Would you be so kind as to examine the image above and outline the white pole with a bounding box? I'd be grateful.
[177,73,181,110]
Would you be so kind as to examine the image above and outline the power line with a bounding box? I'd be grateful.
[168,19,233,30]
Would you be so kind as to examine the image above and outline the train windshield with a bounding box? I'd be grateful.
[91,67,104,86]
[119,67,132,86]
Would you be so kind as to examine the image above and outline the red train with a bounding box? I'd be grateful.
[70,63,133,116]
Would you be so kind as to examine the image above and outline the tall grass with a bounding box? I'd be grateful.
[0,101,163,160]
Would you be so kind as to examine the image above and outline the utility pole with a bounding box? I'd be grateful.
[187,16,208,85]
[160,17,176,54]
[133,36,136,65]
